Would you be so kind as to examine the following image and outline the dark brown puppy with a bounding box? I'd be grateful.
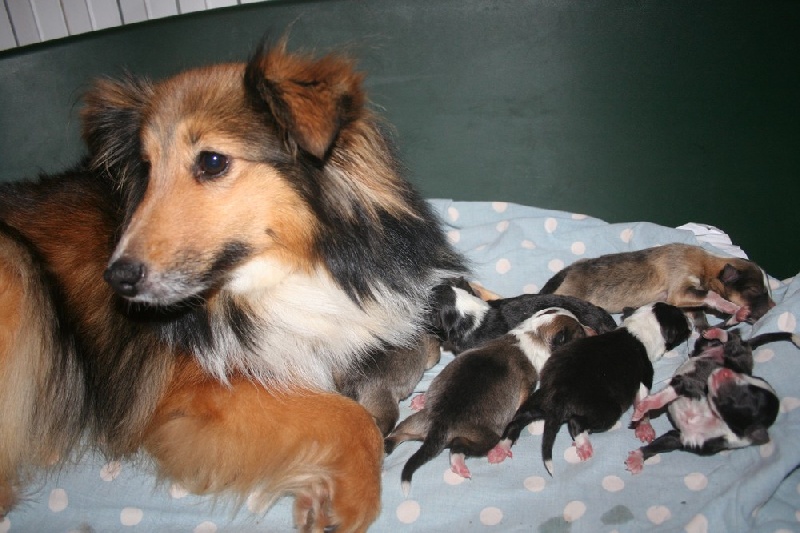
[385,308,588,494]
[540,243,774,325]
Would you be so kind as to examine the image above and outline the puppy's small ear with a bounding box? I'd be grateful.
[621,307,636,321]
[81,75,153,185]
[244,40,366,161]
[719,264,741,284]
[747,427,770,446]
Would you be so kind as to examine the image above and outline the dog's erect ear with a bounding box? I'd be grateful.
[244,40,366,161]
[719,264,741,284]
[81,75,153,184]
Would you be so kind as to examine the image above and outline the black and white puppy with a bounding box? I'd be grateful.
[429,278,617,355]
[335,333,442,436]
[384,308,589,495]
[626,327,799,473]
[502,302,692,475]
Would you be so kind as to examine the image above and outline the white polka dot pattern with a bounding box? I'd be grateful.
[120,507,143,526]
[7,200,800,533]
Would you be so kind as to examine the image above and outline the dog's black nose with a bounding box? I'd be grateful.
[104,259,146,298]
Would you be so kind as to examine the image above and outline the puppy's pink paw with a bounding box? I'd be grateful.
[635,420,656,443]
[410,394,426,411]
[487,440,513,464]
[574,435,593,461]
[702,327,727,341]
[735,306,751,323]
[450,453,471,479]
[631,399,656,422]
[725,306,750,326]
[625,450,644,474]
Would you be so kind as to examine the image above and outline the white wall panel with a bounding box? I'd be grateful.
[2,0,271,49]
[6,0,39,46]
[61,0,92,35]
[86,0,121,30]
[30,0,67,40]
[178,0,206,14]
[207,0,237,8]
[119,0,147,24]
[0,4,17,50]
[144,0,178,20]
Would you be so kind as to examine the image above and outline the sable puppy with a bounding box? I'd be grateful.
[539,243,774,325]
[429,278,617,354]
[626,328,799,473]
[385,308,588,494]
[502,302,692,475]
[335,333,442,436]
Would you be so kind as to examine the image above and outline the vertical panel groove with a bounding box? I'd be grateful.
[4,0,267,49]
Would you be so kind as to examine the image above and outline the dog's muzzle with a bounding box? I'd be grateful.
[104,258,146,298]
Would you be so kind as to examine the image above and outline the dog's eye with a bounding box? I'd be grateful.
[196,151,229,179]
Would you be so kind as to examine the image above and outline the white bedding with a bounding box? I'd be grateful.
[5,200,799,532]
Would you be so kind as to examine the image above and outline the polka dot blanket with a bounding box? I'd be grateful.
[4,200,799,532]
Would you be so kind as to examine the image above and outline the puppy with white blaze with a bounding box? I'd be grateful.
[502,302,692,475]
[384,307,590,494]
[428,277,617,355]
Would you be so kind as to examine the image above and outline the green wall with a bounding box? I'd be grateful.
[0,0,797,278]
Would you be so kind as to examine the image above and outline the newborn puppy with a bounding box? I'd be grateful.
[336,334,442,436]
[384,308,588,494]
[429,278,617,355]
[539,243,774,326]
[502,302,692,475]
[626,328,798,473]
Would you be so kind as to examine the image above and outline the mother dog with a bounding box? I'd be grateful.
[0,41,464,531]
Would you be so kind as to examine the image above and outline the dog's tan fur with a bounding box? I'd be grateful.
[0,42,466,528]
[541,243,774,322]
[145,358,382,533]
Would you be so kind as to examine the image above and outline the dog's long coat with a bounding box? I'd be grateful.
[0,42,465,531]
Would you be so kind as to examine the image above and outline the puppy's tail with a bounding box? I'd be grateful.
[747,332,800,350]
[502,389,545,444]
[400,425,448,497]
[540,415,560,477]
[539,269,567,295]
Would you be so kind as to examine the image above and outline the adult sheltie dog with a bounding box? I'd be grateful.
[0,41,465,531]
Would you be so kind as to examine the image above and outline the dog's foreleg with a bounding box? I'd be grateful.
[145,360,382,533]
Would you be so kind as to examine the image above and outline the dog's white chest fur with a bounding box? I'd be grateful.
[203,258,444,388]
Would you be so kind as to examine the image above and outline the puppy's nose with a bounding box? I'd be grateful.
[104,258,146,298]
